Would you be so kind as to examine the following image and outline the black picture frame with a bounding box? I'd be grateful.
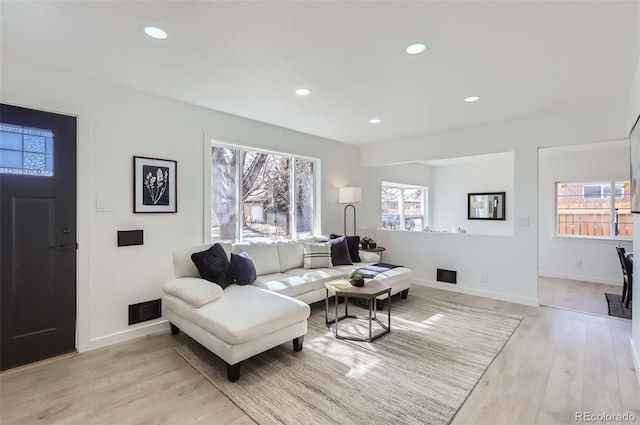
[630,115,640,213]
[468,192,506,220]
[133,156,177,213]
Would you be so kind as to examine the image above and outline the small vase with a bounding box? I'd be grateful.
[350,278,365,287]
[368,242,377,249]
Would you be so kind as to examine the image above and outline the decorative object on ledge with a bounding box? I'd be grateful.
[348,272,365,287]
[468,192,505,220]
[630,114,640,213]
[134,156,177,213]
[339,186,361,236]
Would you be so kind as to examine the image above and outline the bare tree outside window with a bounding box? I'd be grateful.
[296,159,314,238]
[211,145,317,242]
[381,183,426,231]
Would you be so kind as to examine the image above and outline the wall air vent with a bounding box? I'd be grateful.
[128,299,161,325]
[436,268,457,284]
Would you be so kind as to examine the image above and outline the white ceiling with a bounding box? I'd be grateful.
[1,1,638,145]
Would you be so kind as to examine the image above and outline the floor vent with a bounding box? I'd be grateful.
[437,268,457,284]
[128,299,161,325]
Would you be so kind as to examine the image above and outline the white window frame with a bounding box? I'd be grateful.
[556,180,631,239]
[203,139,321,243]
[381,181,428,231]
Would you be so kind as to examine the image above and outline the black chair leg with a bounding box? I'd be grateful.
[625,281,632,308]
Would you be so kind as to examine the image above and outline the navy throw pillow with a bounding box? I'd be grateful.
[330,236,353,266]
[231,251,257,285]
[330,233,361,263]
[191,243,234,289]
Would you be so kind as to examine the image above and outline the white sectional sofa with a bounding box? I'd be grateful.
[170,239,412,304]
[162,238,413,381]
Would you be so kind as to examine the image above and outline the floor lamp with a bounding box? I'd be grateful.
[339,187,361,236]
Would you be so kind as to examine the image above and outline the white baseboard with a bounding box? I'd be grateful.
[81,320,169,352]
[538,272,622,286]
[412,279,539,307]
[631,338,640,387]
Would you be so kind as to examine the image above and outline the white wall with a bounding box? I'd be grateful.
[538,141,633,284]
[1,53,360,352]
[431,152,515,236]
[359,105,629,306]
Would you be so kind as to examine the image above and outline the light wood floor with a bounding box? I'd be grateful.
[539,276,625,316]
[1,285,638,425]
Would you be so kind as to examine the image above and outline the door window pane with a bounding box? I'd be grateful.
[0,123,54,176]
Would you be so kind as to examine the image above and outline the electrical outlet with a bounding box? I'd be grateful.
[480,274,488,283]
[575,260,582,267]
[96,198,113,212]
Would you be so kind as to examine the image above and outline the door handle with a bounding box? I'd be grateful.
[49,243,77,251]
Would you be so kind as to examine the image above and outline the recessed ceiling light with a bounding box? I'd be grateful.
[296,88,311,96]
[369,118,382,124]
[144,26,168,40]
[405,43,426,55]
[464,96,480,102]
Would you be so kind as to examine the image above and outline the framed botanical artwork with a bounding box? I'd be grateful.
[630,115,640,213]
[133,156,177,213]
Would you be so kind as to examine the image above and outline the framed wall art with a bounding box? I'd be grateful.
[630,115,640,213]
[133,156,177,213]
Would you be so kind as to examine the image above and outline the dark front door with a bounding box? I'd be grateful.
[0,104,77,370]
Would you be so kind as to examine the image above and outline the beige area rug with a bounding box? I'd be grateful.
[175,295,522,425]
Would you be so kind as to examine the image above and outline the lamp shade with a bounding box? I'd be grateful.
[339,187,362,204]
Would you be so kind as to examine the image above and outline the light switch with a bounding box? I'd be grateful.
[96,198,113,212]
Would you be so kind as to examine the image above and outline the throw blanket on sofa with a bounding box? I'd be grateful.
[354,263,402,279]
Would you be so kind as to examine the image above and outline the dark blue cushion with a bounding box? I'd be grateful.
[231,251,257,285]
[191,243,234,288]
[330,236,353,266]
[330,233,361,263]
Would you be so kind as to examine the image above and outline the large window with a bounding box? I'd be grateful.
[557,181,632,238]
[211,144,317,242]
[381,182,427,231]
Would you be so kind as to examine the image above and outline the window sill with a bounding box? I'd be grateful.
[552,234,632,242]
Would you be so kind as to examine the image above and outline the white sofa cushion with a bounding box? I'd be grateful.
[193,284,310,345]
[173,242,233,278]
[233,241,281,275]
[253,273,314,297]
[163,278,223,308]
[284,267,347,290]
[277,240,304,272]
